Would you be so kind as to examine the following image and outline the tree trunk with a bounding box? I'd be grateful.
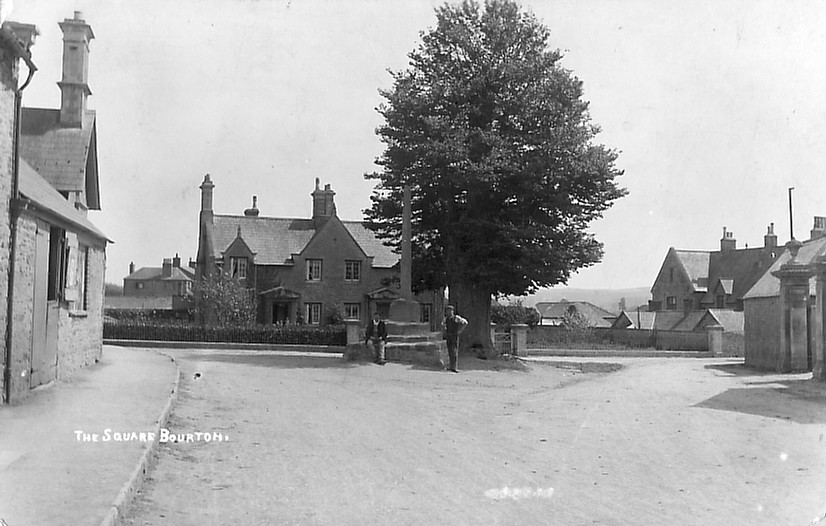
[449,280,495,359]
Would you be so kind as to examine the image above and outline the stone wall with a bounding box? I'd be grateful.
[744,296,781,370]
[57,243,105,378]
[0,44,20,403]
[6,215,36,401]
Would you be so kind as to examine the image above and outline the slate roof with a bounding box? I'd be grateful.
[124,267,195,281]
[611,310,656,330]
[702,309,745,333]
[18,159,108,242]
[701,247,776,305]
[536,300,615,328]
[210,215,398,268]
[671,311,706,332]
[19,108,99,209]
[743,237,826,299]
[673,250,711,292]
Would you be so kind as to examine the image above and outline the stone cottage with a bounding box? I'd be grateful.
[195,175,443,328]
[650,225,780,313]
[0,13,109,404]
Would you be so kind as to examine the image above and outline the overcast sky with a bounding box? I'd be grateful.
[8,0,826,291]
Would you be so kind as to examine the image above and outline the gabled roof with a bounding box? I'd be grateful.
[536,300,615,327]
[672,250,711,292]
[124,267,194,282]
[701,247,776,304]
[611,310,656,330]
[700,309,745,333]
[18,159,108,242]
[743,237,826,299]
[671,311,706,332]
[19,108,99,209]
[210,215,398,267]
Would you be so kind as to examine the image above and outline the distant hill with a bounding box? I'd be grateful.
[516,286,650,315]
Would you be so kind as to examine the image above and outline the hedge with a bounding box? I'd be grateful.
[104,321,347,346]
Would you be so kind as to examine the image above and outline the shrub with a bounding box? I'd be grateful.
[103,321,346,346]
[491,301,541,329]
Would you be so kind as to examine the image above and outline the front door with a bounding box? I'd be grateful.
[30,221,58,388]
[273,302,289,324]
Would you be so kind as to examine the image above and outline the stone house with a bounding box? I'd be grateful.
[650,225,780,313]
[122,255,195,298]
[195,175,443,328]
[0,13,109,404]
[741,218,826,371]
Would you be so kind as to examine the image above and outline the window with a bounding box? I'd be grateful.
[230,257,247,279]
[666,296,677,310]
[77,246,88,310]
[306,259,322,281]
[306,303,322,325]
[716,295,725,309]
[669,268,674,282]
[136,282,144,290]
[420,303,432,324]
[345,260,361,282]
[47,226,68,301]
[344,303,360,320]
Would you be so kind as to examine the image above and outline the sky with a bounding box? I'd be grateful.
[7,0,826,291]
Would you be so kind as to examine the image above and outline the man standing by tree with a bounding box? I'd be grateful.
[365,0,626,358]
[442,305,468,372]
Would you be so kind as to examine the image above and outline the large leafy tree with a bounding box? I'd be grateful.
[365,0,626,355]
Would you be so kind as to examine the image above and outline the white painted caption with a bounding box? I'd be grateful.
[74,428,229,443]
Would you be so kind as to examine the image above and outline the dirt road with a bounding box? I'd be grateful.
[122,350,826,526]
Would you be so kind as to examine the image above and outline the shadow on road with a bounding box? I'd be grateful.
[194,352,364,370]
[695,379,826,424]
[704,362,779,377]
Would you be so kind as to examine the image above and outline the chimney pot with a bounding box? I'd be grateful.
[720,227,736,251]
[129,261,135,275]
[173,254,181,268]
[200,174,215,212]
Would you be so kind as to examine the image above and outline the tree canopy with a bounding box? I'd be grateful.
[365,0,626,352]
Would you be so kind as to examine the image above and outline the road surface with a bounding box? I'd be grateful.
[122,349,826,525]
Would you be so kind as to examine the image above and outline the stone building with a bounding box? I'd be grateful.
[650,225,780,313]
[122,255,194,298]
[195,175,443,327]
[0,13,109,404]
[741,218,826,372]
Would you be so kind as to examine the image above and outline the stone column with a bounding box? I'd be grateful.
[511,324,528,357]
[345,319,361,346]
[810,255,826,380]
[705,324,724,357]
[772,240,811,373]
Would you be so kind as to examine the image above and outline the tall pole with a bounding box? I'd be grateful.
[401,185,412,300]
[789,187,795,240]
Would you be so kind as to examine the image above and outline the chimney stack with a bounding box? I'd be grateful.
[162,258,172,278]
[58,11,94,127]
[720,227,736,251]
[764,223,777,248]
[244,195,259,217]
[811,216,826,240]
[311,178,336,228]
[200,174,214,212]
[129,261,135,275]
[173,253,181,268]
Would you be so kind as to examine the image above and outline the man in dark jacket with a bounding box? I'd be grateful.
[365,312,387,365]
[442,305,468,373]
